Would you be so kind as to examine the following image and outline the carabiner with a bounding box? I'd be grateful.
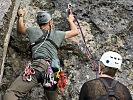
[26,75,32,82]
[68,3,72,9]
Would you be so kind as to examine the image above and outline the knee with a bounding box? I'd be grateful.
[4,89,27,100]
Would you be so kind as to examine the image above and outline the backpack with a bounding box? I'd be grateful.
[97,78,120,100]
[30,29,58,51]
[29,29,59,61]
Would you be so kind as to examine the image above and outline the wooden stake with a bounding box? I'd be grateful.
[0,0,21,85]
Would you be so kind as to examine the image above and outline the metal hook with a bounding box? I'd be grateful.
[68,3,72,9]
[26,75,32,82]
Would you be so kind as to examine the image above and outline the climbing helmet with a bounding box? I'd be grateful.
[100,51,122,70]
[36,11,52,25]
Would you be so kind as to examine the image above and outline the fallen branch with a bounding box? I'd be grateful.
[0,0,21,85]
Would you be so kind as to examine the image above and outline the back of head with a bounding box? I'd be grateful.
[36,11,52,25]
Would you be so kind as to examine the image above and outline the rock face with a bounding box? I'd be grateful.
[0,0,133,99]
[0,0,12,28]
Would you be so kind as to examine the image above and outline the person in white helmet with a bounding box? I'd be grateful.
[4,8,78,100]
[79,51,132,100]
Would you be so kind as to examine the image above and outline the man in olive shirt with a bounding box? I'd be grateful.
[79,51,132,100]
[4,8,78,100]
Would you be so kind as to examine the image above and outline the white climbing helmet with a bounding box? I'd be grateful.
[100,51,122,70]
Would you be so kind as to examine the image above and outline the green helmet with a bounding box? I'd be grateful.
[36,11,52,25]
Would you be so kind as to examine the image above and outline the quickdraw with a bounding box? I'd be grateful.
[56,68,67,93]
[44,62,67,93]
[44,61,57,87]
[22,61,35,82]
[67,3,72,15]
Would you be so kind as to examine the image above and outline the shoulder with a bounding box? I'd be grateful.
[115,81,132,99]
[116,81,130,91]
[53,29,65,34]
[82,79,100,87]
[116,81,128,88]
[51,29,66,39]
[26,27,41,33]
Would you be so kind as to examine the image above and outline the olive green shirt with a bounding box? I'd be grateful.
[26,27,66,61]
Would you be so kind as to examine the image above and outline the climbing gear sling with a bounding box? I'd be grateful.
[56,68,67,93]
[44,62,67,93]
[43,62,67,93]
[22,61,35,82]
[23,57,67,93]
[97,78,119,100]
[44,61,57,87]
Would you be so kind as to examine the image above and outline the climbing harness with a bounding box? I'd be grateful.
[22,58,67,93]
[22,61,35,82]
[67,2,99,78]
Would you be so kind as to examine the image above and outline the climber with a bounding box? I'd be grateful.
[79,51,132,100]
[4,8,78,100]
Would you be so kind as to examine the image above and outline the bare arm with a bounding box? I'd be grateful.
[65,10,78,39]
[17,8,26,34]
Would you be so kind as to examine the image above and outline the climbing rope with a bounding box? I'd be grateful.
[67,2,99,78]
